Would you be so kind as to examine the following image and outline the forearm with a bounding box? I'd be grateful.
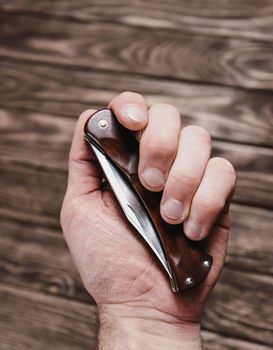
[98,304,202,350]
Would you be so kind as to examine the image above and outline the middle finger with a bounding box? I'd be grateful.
[160,125,211,224]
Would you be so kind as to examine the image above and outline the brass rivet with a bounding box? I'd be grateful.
[98,119,108,129]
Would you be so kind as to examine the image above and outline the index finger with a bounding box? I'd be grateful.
[108,91,148,131]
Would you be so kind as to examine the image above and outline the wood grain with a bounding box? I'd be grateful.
[1,60,273,147]
[0,162,66,229]
[0,214,272,347]
[1,284,271,350]
[203,269,273,346]
[0,219,89,302]
[1,0,273,42]
[202,330,272,350]
[1,12,273,91]
[0,2,272,349]
[212,141,273,208]
[0,284,97,350]
[227,204,273,275]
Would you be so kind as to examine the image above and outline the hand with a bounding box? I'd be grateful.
[60,91,236,349]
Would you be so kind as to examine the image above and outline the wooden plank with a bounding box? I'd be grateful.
[203,330,271,350]
[0,235,272,347]
[228,204,273,275]
[0,4,271,350]
[1,12,273,91]
[0,162,66,229]
[0,203,272,301]
[1,0,273,42]
[1,213,272,346]
[0,110,73,172]
[0,219,89,302]
[0,284,97,350]
[0,284,270,350]
[212,141,273,209]
[1,60,273,147]
[203,269,273,346]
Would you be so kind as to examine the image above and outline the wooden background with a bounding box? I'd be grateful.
[0,1,273,349]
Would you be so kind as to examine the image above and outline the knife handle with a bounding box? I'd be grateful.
[84,108,213,292]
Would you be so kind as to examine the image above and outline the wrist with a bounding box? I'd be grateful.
[98,303,202,350]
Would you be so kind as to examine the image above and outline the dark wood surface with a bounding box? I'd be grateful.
[0,1,272,349]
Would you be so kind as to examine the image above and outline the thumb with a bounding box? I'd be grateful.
[68,109,102,196]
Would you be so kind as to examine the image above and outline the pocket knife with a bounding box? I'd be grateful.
[84,108,212,293]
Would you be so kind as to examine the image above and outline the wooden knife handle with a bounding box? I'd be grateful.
[84,108,213,292]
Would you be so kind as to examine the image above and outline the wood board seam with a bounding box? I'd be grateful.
[1,52,273,95]
[2,103,273,150]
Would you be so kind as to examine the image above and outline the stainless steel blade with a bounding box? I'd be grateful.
[91,144,172,279]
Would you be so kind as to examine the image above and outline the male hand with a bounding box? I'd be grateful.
[60,92,236,349]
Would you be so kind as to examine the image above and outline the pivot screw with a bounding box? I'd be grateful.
[98,119,108,129]
[203,260,210,268]
[185,277,193,286]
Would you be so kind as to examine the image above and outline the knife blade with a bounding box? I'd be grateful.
[91,144,173,280]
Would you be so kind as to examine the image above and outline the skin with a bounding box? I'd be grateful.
[60,91,236,349]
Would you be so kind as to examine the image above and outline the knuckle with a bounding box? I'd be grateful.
[119,91,145,103]
[182,125,211,145]
[161,139,177,157]
[145,138,175,158]
[209,157,236,185]
[172,172,199,191]
[195,195,225,215]
[144,139,160,157]
[150,103,180,116]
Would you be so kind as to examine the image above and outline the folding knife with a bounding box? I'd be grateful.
[84,108,212,293]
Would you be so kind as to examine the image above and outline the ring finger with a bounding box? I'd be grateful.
[138,103,181,191]
[160,125,212,224]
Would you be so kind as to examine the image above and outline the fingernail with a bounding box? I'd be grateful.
[184,219,202,240]
[162,199,184,221]
[141,167,165,188]
[122,104,146,122]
